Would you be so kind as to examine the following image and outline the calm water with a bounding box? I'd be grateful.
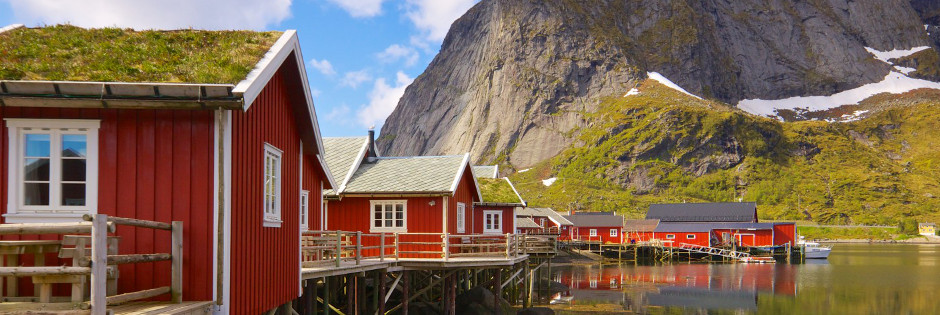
[548,244,940,314]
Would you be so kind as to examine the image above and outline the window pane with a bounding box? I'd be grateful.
[25,134,50,157]
[61,135,87,157]
[62,183,86,206]
[375,219,382,227]
[396,210,403,220]
[62,159,86,181]
[24,183,49,205]
[395,219,404,227]
[24,158,50,181]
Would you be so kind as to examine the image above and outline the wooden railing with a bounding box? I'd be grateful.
[300,231,536,268]
[0,214,182,314]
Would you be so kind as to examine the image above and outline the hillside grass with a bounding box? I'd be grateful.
[0,25,281,84]
[510,80,940,226]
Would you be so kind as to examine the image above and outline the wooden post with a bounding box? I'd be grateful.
[505,234,511,258]
[443,233,449,260]
[394,233,400,260]
[380,233,386,262]
[171,221,183,303]
[323,276,330,315]
[495,268,503,301]
[90,214,108,315]
[309,280,318,315]
[355,232,362,265]
[335,233,342,267]
[378,270,387,314]
[447,273,456,315]
[402,271,410,315]
[525,263,532,308]
[346,275,354,315]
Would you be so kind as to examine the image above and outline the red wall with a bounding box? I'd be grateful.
[302,154,325,230]
[773,223,796,246]
[327,196,445,259]
[571,226,623,244]
[712,229,774,247]
[449,167,478,234]
[652,232,710,247]
[0,107,215,301]
[472,205,515,234]
[230,67,306,313]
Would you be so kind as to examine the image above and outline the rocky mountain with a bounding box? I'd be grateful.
[378,0,936,169]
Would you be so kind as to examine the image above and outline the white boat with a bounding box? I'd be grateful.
[798,236,832,259]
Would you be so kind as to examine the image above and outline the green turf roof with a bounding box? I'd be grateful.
[477,178,523,204]
[0,25,282,84]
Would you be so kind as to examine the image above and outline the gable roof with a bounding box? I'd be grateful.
[472,165,498,178]
[322,137,369,195]
[0,24,336,190]
[342,154,479,199]
[646,202,758,223]
[515,217,540,229]
[476,177,525,205]
[518,207,573,226]
[624,219,660,232]
[652,222,782,233]
[564,213,624,228]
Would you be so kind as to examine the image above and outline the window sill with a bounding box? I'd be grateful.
[3,213,90,224]
[263,219,282,228]
[369,228,406,233]
[483,230,503,235]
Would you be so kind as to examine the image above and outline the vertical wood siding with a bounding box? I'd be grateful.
[472,205,515,235]
[571,226,625,244]
[0,107,214,300]
[449,167,478,234]
[302,154,324,230]
[230,68,304,313]
[326,196,444,258]
[772,224,796,246]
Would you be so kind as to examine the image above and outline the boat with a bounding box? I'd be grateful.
[798,236,832,259]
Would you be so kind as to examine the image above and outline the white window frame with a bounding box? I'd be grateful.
[666,234,676,239]
[483,210,502,234]
[262,143,282,228]
[589,229,597,237]
[456,202,466,233]
[370,200,407,233]
[299,190,309,230]
[610,229,618,237]
[686,234,696,239]
[5,119,100,223]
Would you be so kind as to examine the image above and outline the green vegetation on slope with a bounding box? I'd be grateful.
[477,178,523,204]
[511,81,940,226]
[0,25,281,84]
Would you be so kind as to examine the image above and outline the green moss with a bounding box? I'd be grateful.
[477,178,523,204]
[0,25,281,84]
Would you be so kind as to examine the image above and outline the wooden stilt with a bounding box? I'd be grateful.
[495,268,503,301]
[402,271,410,315]
[310,279,318,315]
[378,270,387,314]
[323,277,331,315]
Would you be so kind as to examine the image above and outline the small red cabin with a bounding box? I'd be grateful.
[645,203,797,248]
[473,175,525,235]
[322,134,482,258]
[0,26,334,314]
[516,207,573,237]
[563,212,624,244]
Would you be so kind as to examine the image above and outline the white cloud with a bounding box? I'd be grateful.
[376,44,419,67]
[340,70,372,88]
[310,88,323,97]
[6,0,291,30]
[405,0,478,42]
[325,0,386,18]
[308,59,336,76]
[357,72,414,128]
[325,104,351,123]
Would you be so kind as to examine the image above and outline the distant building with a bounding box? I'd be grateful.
[516,207,573,237]
[563,212,625,243]
[920,223,937,236]
[642,203,796,248]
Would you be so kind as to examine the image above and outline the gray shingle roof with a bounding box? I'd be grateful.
[322,137,368,195]
[515,217,540,229]
[624,219,660,232]
[563,213,624,227]
[518,207,573,226]
[343,155,468,194]
[472,165,498,178]
[646,202,758,223]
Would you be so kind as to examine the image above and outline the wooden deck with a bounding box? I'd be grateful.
[0,301,211,315]
[301,255,530,279]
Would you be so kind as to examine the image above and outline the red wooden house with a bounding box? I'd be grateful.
[473,172,525,235]
[563,212,625,243]
[645,203,797,248]
[321,132,481,258]
[516,207,573,237]
[0,25,334,314]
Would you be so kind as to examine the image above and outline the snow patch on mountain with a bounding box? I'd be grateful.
[647,72,702,100]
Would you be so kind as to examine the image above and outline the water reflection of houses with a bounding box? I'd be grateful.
[553,263,797,310]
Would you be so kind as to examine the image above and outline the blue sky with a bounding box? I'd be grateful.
[0,0,478,137]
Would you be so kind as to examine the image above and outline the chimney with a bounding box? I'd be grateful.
[366,126,377,162]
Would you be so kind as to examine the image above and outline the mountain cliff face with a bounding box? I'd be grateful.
[378,0,934,169]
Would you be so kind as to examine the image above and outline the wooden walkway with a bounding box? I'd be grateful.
[0,301,211,315]
[301,255,530,279]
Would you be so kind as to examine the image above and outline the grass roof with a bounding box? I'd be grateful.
[0,25,282,84]
[477,178,523,204]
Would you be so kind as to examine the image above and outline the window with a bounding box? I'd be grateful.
[589,229,597,237]
[539,218,545,227]
[263,143,282,227]
[5,119,99,223]
[456,202,466,233]
[371,200,406,232]
[300,190,309,230]
[589,279,597,289]
[666,234,675,239]
[610,279,617,288]
[686,234,696,239]
[483,210,502,234]
[610,229,618,237]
